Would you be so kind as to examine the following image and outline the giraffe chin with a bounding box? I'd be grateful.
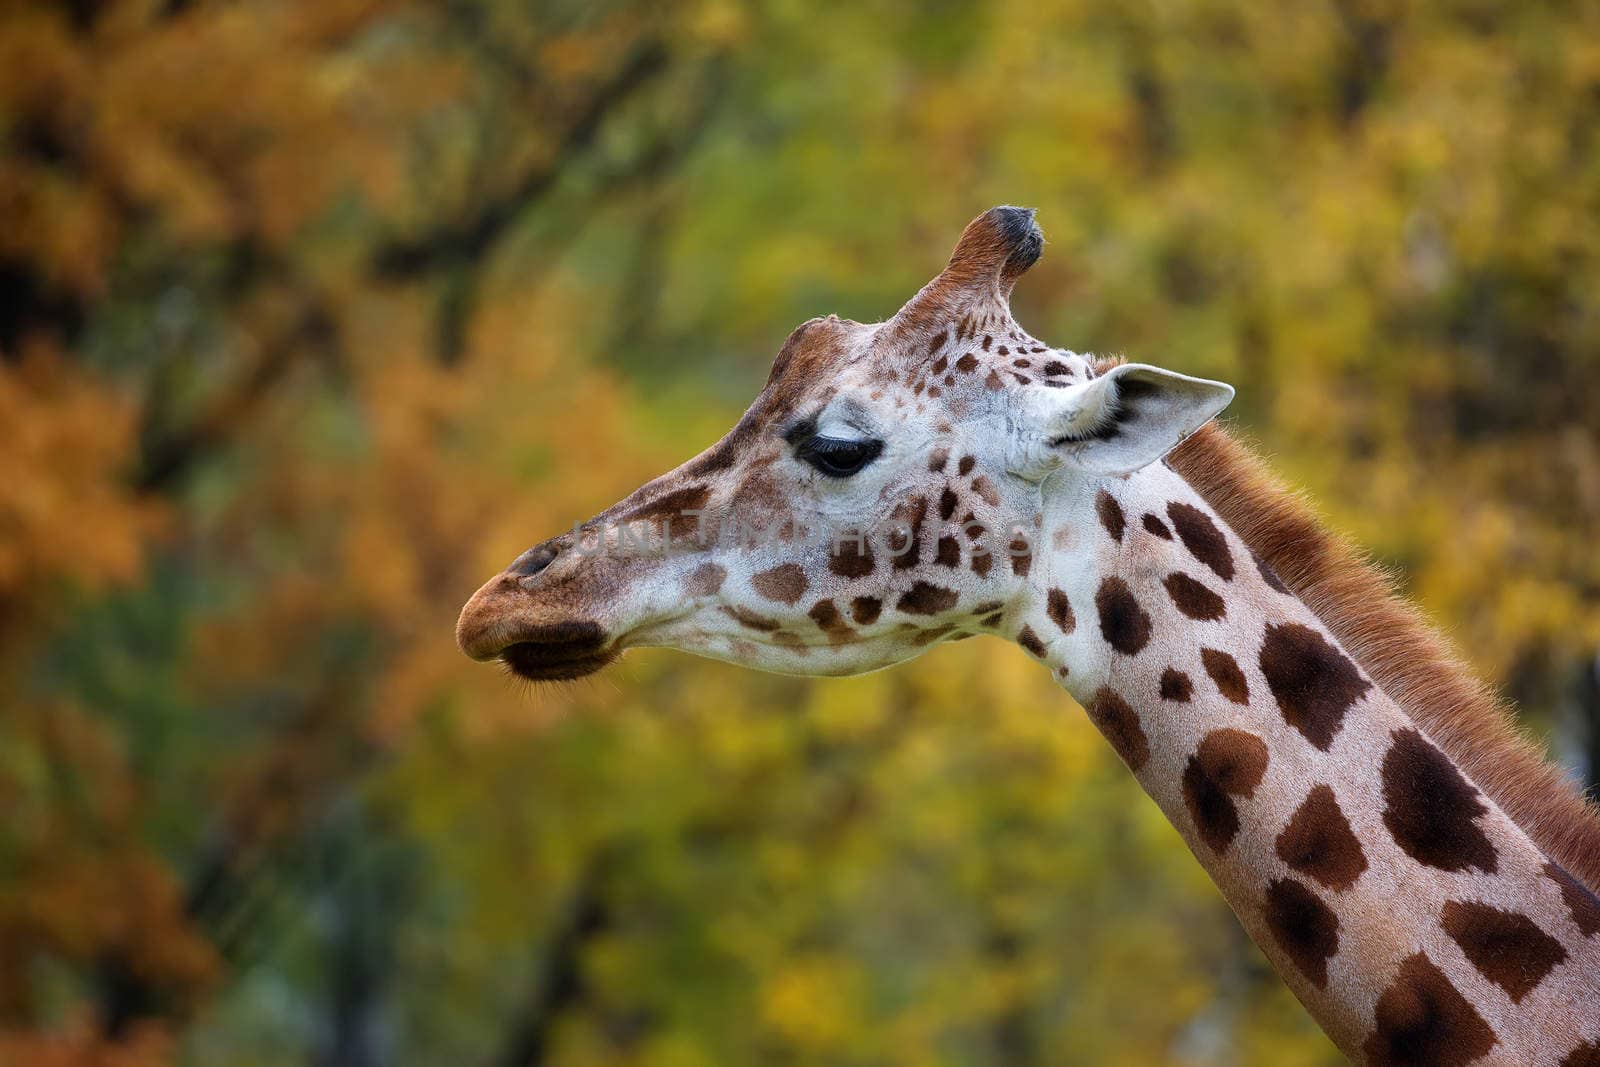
[499,640,620,682]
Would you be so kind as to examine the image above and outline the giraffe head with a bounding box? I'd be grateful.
[457,207,1234,681]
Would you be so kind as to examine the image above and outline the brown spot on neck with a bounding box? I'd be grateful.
[1169,422,1600,897]
[1046,588,1074,634]
[1182,727,1269,854]
[1263,878,1339,989]
[1086,688,1149,771]
[1545,861,1600,938]
[1362,952,1497,1067]
[1163,572,1226,621]
[1201,648,1249,704]
[1440,900,1566,1004]
[1159,668,1192,702]
[1381,729,1498,875]
[1167,501,1234,581]
[1562,1040,1600,1067]
[1095,488,1126,542]
[1258,623,1368,751]
[1095,577,1151,655]
[1275,784,1366,892]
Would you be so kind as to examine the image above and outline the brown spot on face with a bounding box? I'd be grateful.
[1381,729,1498,875]
[807,599,856,644]
[770,631,809,654]
[984,369,1003,391]
[1017,625,1047,658]
[1259,622,1370,750]
[1008,536,1032,577]
[1095,577,1151,655]
[889,496,928,570]
[850,596,882,626]
[1096,489,1126,542]
[981,334,992,350]
[931,354,949,375]
[1562,1041,1600,1067]
[980,611,1003,628]
[1182,728,1269,853]
[1264,878,1340,989]
[1164,572,1226,621]
[938,488,959,521]
[1046,589,1075,634]
[1042,360,1070,376]
[1545,861,1600,937]
[1440,900,1566,1004]
[1167,501,1235,581]
[928,447,950,473]
[897,581,958,616]
[624,483,713,540]
[1252,548,1289,593]
[752,563,809,605]
[1201,648,1249,704]
[1362,952,1497,1067]
[829,535,875,579]
[971,475,1000,507]
[971,552,993,578]
[722,605,781,633]
[1142,513,1172,539]
[935,535,961,568]
[956,353,979,373]
[1086,688,1149,771]
[958,455,976,476]
[685,562,726,597]
[1160,668,1192,702]
[1276,785,1367,892]
[928,334,946,357]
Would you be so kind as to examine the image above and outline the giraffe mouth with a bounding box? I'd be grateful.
[483,620,618,682]
[499,640,619,682]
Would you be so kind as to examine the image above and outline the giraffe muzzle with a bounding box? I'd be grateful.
[456,568,618,681]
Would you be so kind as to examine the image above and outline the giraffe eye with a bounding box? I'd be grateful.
[794,434,884,478]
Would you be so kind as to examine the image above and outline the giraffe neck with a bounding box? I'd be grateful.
[1017,461,1600,1064]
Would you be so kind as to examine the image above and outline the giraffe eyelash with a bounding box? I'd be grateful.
[792,432,884,478]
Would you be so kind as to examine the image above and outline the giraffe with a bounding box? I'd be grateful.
[457,207,1600,1064]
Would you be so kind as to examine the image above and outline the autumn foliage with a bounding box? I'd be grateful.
[2,1,1598,1064]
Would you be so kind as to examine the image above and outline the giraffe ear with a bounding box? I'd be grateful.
[1023,364,1235,477]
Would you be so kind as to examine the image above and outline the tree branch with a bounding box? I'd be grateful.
[372,40,670,280]
[490,855,614,1067]
[133,290,336,494]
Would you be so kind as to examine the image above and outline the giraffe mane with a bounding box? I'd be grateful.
[1166,419,1600,897]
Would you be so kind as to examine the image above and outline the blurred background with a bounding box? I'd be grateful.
[3,1,1600,1064]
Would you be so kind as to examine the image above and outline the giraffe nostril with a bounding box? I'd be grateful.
[508,542,561,580]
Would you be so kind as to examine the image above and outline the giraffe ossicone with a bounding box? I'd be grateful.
[458,207,1600,1062]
